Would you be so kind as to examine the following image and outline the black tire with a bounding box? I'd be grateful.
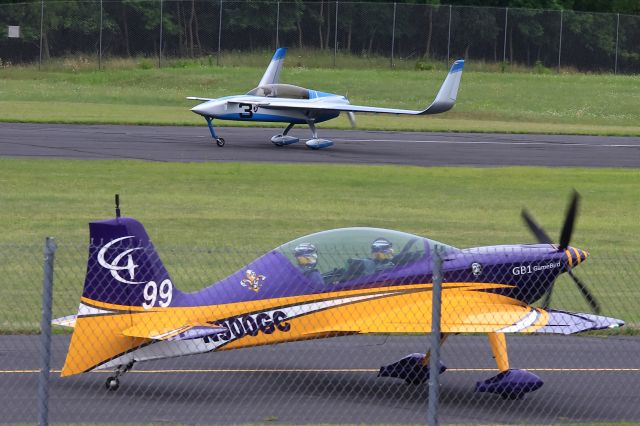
[105,376,120,391]
[216,138,225,147]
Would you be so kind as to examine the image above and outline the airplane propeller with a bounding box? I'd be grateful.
[347,111,357,129]
[521,191,601,314]
[343,92,357,128]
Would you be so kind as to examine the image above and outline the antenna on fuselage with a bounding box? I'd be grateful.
[115,194,121,218]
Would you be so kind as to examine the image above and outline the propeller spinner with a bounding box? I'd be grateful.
[521,191,601,314]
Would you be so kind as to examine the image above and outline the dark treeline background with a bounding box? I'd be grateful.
[1,0,638,72]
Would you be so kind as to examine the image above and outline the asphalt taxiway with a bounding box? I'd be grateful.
[1,123,639,167]
[1,334,639,424]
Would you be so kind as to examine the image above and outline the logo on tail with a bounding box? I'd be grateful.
[97,236,144,284]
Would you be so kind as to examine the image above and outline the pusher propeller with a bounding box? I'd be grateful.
[347,111,357,129]
[521,191,601,314]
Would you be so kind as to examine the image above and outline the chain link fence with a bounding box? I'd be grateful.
[0,0,639,73]
[1,235,639,424]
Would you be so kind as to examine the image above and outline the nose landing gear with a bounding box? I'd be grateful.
[205,117,225,147]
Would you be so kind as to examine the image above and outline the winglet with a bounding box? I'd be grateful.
[421,59,464,115]
[258,47,288,87]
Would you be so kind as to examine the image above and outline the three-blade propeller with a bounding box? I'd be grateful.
[521,191,601,314]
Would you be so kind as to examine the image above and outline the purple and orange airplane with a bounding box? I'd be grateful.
[54,193,623,399]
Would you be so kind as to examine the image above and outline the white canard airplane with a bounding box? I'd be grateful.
[188,48,464,150]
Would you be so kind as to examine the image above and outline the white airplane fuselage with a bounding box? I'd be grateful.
[191,94,344,124]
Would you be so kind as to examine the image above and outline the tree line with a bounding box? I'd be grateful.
[1,0,638,72]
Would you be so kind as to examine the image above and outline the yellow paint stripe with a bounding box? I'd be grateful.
[572,247,582,265]
[565,249,573,268]
[2,368,640,374]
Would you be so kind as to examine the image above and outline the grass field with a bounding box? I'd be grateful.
[1,158,639,333]
[1,54,639,135]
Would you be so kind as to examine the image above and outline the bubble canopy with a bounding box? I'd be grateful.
[276,227,456,277]
[246,83,310,99]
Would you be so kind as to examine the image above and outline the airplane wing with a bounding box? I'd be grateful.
[530,309,623,334]
[293,284,623,336]
[52,313,227,341]
[186,96,215,102]
[229,59,464,116]
[122,322,227,341]
[52,314,77,328]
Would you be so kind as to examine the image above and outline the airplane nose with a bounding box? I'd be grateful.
[190,103,209,116]
[565,246,588,269]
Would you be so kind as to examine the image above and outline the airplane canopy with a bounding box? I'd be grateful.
[276,227,456,283]
[246,83,310,99]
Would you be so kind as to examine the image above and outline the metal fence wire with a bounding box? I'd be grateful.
[0,237,638,424]
[0,0,639,73]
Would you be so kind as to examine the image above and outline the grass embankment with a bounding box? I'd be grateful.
[0,54,639,135]
[1,159,638,332]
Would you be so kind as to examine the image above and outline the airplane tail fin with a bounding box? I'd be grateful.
[258,47,288,87]
[421,59,464,115]
[59,216,183,376]
[81,217,178,307]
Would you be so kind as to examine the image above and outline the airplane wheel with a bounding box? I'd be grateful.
[215,138,225,147]
[105,376,120,391]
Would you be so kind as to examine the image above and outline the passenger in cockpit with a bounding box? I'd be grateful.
[369,238,395,273]
[340,238,396,281]
[294,243,324,285]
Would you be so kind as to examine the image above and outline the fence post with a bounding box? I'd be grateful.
[276,1,280,48]
[158,0,163,68]
[502,7,508,64]
[427,244,443,426]
[614,13,619,74]
[558,9,563,73]
[39,0,44,70]
[38,237,57,426]
[333,1,338,68]
[446,4,452,64]
[217,0,223,66]
[99,0,103,70]
[390,2,396,68]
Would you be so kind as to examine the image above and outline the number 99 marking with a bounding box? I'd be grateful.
[142,279,173,309]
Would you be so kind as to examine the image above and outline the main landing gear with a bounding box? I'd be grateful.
[474,332,543,400]
[378,334,449,384]
[271,121,334,149]
[203,117,334,150]
[303,121,334,150]
[105,360,135,392]
[271,123,299,146]
[378,333,543,400]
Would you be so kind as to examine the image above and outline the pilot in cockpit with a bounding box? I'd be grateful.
[369,238,395,273]
[294,243,324,285]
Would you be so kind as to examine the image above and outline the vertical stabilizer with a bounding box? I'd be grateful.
[60,217,181,376]
[83,217,177,307]
[258,47,288,87]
